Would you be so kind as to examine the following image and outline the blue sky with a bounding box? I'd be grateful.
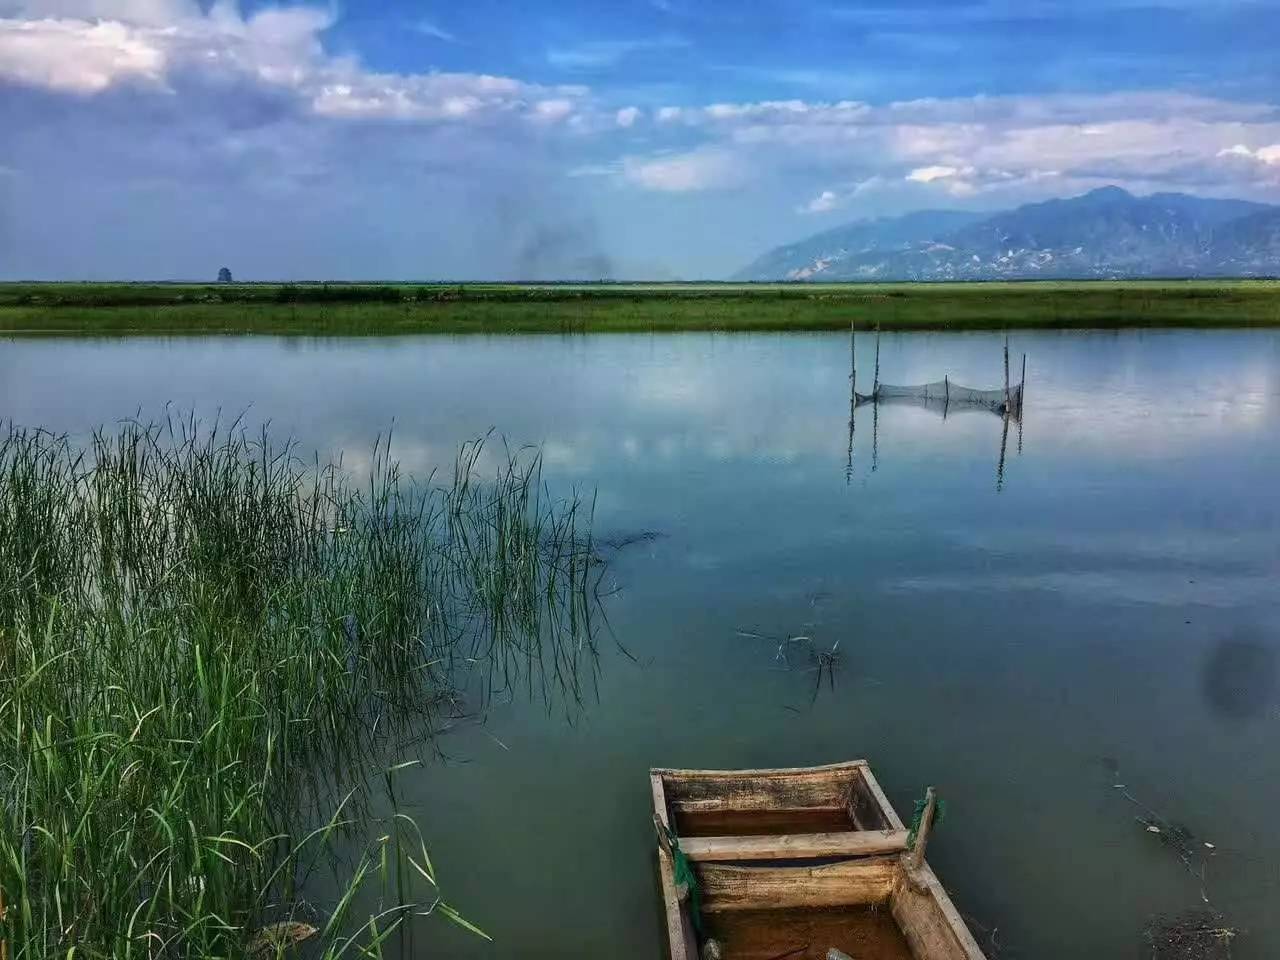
[2,0,1279,279]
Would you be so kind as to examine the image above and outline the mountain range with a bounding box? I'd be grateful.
[733,187,1280,282]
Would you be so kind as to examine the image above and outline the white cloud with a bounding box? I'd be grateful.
[545,36,687,71]
[0,0,199,24]
[797,176,884,213]
[903,164,990,195]
[532,97,575,122]
[310,74,535,121]
[1218,143,1280,165]
[566,162,617,178]
[620,91,1280,202]
[656,98,897,132]
[0,17,166,92]
[615,105,640,128]
[802,189,839,213]
[307,70,556,121]
[905,164,960,183]
[621,148,745,192]
[412,19,455,43]
[0,7,591,123]
[1218,144,1254,158]
[0,4,624,283]
[0,6,340,96]
[705,99,811,120]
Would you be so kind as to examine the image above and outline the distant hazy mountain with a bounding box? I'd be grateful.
[734,187,1279,281]
[734,210,987,281]
[1211,207,1280,273]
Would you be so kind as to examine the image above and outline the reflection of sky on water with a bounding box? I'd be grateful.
[888,570,1279,607]
[3,333,1276,479]
[3,329,1280,958]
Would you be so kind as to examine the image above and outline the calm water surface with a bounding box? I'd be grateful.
[4,330,1280,958]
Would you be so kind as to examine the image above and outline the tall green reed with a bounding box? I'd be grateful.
[0,416,601,958]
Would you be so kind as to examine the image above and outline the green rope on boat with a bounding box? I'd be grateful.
[661,823,703,934]
[906,790,947,851]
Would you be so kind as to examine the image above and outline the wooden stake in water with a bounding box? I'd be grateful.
[849,323,856,395]
[873,325,881,396]
[1003,335,1011,410]
[997,412,1010,491]
[847,324,856,484]
[872,399,879,473]
[869,324,881,472]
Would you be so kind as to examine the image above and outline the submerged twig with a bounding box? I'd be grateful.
[1106,760,1220,908]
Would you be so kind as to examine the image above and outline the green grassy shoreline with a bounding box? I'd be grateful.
[2,280,1279,334]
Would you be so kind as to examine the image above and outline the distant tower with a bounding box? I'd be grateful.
[217,267,233,283]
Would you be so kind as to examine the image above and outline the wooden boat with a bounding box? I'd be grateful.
[651,761,986,960]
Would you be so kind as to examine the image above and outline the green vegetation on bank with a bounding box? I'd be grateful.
[0,418,600,958]
[1,280,1278,334]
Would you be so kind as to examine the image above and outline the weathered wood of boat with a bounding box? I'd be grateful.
[650,760,986,960]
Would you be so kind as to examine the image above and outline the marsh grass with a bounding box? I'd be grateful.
[0,416,601,958]
[2,280,1279,335]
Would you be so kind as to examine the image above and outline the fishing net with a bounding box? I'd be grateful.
[906,789,948,850]
[858,381,1023,414]
[1144,911,1237,959]
[659,822,703,935]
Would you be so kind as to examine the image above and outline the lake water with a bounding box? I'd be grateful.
[3,330,1279,958]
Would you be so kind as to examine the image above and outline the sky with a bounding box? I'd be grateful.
[2,0,1280,280]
